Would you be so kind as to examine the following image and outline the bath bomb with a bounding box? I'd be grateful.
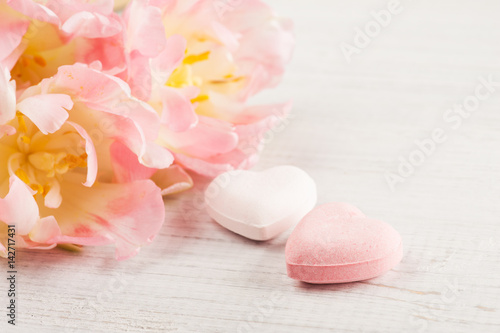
[286,203,403,284]
[205,166,317,241]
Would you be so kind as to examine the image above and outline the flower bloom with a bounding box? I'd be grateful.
[0,63,175,259]
[123,0,295,177]
[0,0,294,259]
[1,0,125,89]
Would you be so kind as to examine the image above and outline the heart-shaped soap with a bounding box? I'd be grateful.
[205,166,317,241]
[285,203,403,283]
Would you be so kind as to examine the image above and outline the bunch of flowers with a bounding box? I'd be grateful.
[0,0,294,259]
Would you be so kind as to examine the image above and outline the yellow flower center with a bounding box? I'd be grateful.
[165,47,245,114]
[4,113,87,196]
[10,20,76,87]
[166,51,208,101]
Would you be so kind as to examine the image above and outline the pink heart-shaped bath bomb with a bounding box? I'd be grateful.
[285,203,403,284]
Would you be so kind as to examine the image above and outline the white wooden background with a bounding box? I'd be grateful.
[3,0,500,332]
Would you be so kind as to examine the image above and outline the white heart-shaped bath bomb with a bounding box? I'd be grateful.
[205,166,317,241]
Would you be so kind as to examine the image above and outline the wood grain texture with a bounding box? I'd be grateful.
[2,0,500,332]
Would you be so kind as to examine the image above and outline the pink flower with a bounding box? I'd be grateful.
[1,0,126,89]
[0,63,175,259]
[123,0,294,177]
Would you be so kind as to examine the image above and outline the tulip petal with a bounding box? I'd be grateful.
[151,165,193,196]
[6,0,60,25]
[0,176,39,235]
[44,178,62,209]
[172,102,291,177]
[124,0,166,57]
[159,116,238,159]
[28,216,61,244]
[16,93,73,134]
[62,11,122,39]
[75,32,127,75]
[110,140,192,195]
[39,177,165,260]
[0,9,29,66]
[127,50,152,101]
[0,66,16,125]
[67,121,98,187]
[110,140,156,183]
[160,86,198,132]
[151,34,186,82]
[0,125,16,138]
[45,0,114,20]
[49,64,173,169]
[173,147,258,178]
[233,101,292,140]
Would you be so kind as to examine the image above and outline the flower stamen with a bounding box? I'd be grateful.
[33,55,47,67]
[183,51,210,65]
[191,94,209,103]
[15,169,30,185]
[16,112,28,133]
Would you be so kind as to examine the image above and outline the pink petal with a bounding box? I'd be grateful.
[0,66,16,125]
[233,101,292,139]
[129,34,186,100]
[28,216,61,244]
[173,147,258,178]
[160,86,198,132]
[74,32,127,75]
[127,50,152,101]
[62,11,122,38]
[139,141,174,169]
[45,0,114,21]
[205,0,294,98]
[234,18,294,97]
[148,0,176,9]
[151,165,193,196]
[16,93,73,134]
[0,125,16,138]
[124,0,166,57]
[110,140,156,183]
[2,44,25,72]
[6,0,60,25]
[3,233,56,254]
[0,10,29,65]
[172,102,291,177]
[151,34,187,81]
[236,64,271,101]
[110,141,191,195]
[0,176,39,235]
[211,21,239,52]
[44,179,62,209]
[92,110,174,169]
[40,179,165,260]
[67,121,98,187]
[159,116,238,159]
[49,64,173,169]
[51,64,149,133]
